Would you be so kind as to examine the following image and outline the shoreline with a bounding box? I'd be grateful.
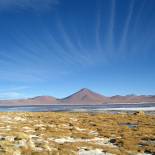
[0,102,155,106]
[0,103,154,113]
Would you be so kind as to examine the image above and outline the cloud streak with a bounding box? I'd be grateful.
[107,0,116,48]
[0,91,21,99]
[0,86,29,92]
[119,0,134,52]
[0,86,28,99]
[96,4,102,53]
[0,0,59,11]
[57,19,96,66]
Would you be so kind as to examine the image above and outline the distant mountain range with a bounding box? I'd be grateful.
[0,88,155,105]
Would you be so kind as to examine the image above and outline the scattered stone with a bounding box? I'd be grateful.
[133,111,145,115]
[78,149,113,155]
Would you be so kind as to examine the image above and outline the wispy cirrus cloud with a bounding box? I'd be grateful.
[95,4,102,54]
[0,0,59,11]
[0,86,29,99]
[0,86,30,92]
[119,0,134,52]
[107,0,116,48]
[0,92,21,99]
[57,19,98,66]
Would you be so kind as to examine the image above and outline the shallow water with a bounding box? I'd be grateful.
[0,103,155,112]
[119,123,138,128]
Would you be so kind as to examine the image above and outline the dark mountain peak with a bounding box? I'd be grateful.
[61,88,107,104]
[74,88,103,97]
[80,88,89,91]
[79,88,92,93]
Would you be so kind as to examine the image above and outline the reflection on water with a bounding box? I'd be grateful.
[119,123,138,128]
[0,103,155,112]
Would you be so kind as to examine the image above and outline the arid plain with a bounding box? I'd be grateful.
[0,112,154,155]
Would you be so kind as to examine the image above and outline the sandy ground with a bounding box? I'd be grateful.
[0,112,154,155]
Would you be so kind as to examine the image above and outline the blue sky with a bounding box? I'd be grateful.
[0,0,155,99]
